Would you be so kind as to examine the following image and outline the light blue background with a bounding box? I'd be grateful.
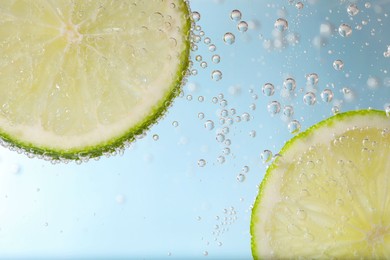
[0,0,389,259]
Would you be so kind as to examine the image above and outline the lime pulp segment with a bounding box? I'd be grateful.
[0,0,191,159]
[251,110,390,259]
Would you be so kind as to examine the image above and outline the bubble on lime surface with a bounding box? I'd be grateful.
[283,78,296,92]
[262,83,275,96]
[267,101,281,115]
[223,32,236,45]
[347,4,360,16]
[339,23,353,37]
[321,89,334,103]
[192,11,201,22]
[333,60,344,71]
[288,120,301,134]
[261,150,273,163]
[230,9,242,21]
[274,18,288,32]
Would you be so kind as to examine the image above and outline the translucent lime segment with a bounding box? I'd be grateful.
[0,0,191,158]
[251,110,390,259]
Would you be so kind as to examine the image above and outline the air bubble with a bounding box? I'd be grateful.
[283,105,294,117]
[267,101,281,115]
[223,32,236,45]
[339,24,352,37]
[303,92,316,105]
[212,54,221,63]
[236,173,246,182]
[230,10,242,21]
[261,150,273,163]
[283,78,296,92]
[216,133,225,143]
[152,134,159,141]
[262,83,275,96]
[288,120,301,134]
[347,4,359,16]
[211,70,223,81]
[296,2,304,10]
[274,18,288,32]
[385,106,390,117]
[217,156,225,164]
[321,89,334,103]
[200,61,207,68]
[198,112,205,120]
[208,44,216,52]
[172,121,179,127]
[237,21,249,32]
[249,130,256,138]
[204,120,215,130]
[198,159,206,167]
[333,60,344,70]
[306,73,319,86]
[192,11,201,22]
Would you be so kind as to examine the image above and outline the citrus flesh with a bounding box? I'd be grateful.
[251,110,390,259]
[0,0,191,159]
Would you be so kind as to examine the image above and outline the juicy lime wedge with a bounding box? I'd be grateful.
[0,0,191,160]
[251,110,390,258]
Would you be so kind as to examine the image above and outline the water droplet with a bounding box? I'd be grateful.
[262,83,275,96]
[198,159,206,167]
[267,101,281,115]
[283,78,296,92]
[223,32,235,45]
[261,150,273,163]
[236,173,246,182]
[306,73,319,86]
[296,2,304,10]
[274,18,288,32]
[152,134,159,141]
[303,92,316,105]
[204,120,215,130]
[192,11,201,22]
[237,21,249,32]
[211,70,223,81]
[230,10,242,21]
[288,120,301,134]
[339,23,352,37]
[321,89,334,102]
[333,60,344,70]
[212,54,220,64]
[283,105,294,117]
[347,4,359,16]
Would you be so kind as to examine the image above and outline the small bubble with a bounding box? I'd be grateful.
[204,120,215,130]
[198,96,204,102]
[347,4,359,16]
[385,106,390,117]
[197,216,202,221]
[195,55,202,62]
[172,121,179,127]
[241,112,251,121]
[211,70,223,81]
[321,89,334,103]
[267,101,281,115]
[303,92,316,105]
[217,156,225,164]
[283,78,296,92]
[249,130,256,138]
[204,37,211,44]
[261,150,273,163]
[237,21,249,32]
[365,2,371,8]
[216,133,225,143]
[338,23,352,37]
[230,9,242,21]
[288,120,301,134]
[333,60,344,71]
[192,11,201,22]
[242,166,250,173]
[217,242,223,246]
[198,112,205,120]
[208,44,216,52]
[236,173,246,182]
[200,61,207,68]
[306,73,319,86]
[223,32,236,45]
[152,134,159,141]
[222,147,231,155]
[295,2,304,10]
[262,83,275,96]
[274,18,288,32]
[283,105,294,117]
[198,159,206,167]
[203,251,208,256]
[212,54,221,63]
[332,106,340,115]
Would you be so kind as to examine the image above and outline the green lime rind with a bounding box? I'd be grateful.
[250,109,387,259]
[0,1,192,162]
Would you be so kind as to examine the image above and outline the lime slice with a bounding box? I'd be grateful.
[0,0,191,160]
[251,110,390,258]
